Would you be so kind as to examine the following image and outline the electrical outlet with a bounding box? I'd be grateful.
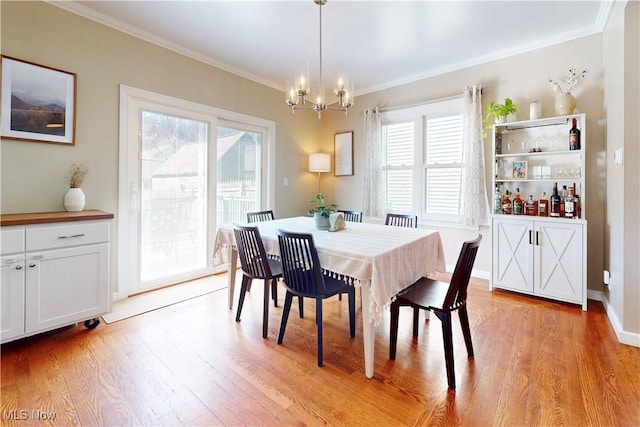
[603,270,610,286]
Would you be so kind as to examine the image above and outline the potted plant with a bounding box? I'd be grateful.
[64,162,89,211]
[308,193,337,229]
[484,98,518,127]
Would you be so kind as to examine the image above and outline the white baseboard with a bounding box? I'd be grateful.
[599,293,640,347]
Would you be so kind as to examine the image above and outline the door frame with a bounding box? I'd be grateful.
[117,85,276,300]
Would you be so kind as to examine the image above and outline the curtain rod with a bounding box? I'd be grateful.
[376,85,493,113]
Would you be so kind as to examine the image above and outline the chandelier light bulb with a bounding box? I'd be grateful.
[284,0,353,119]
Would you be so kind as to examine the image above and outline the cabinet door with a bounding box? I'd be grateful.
[1,256,26,343]
[534,222,583,304]
[492,218,533,292]
[25,243,109,334]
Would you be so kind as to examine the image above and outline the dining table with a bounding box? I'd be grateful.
[213,216,446,378]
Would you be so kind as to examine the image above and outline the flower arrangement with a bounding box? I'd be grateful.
[308,193,337,218]
[548,68,588,94]
[67,162,89,188]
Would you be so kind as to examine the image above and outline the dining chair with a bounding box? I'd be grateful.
[337,209,363,222]
[247,210,275,223]
[233,224,282,338]
[389,234,482,392]
[276,229,356,366]
[385,213,418,228]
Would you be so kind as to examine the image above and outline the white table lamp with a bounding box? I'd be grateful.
[309,153,331,193]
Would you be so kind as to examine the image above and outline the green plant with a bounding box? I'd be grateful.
[308,193,337,218]
[483,98,519,136]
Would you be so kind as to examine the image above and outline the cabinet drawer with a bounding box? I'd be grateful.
[26,222,110,251]
[1,229,25,255]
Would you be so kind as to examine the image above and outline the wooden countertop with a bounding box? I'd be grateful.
[1,210,114,226]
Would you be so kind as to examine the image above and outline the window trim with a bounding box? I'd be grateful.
[381,97,464,225]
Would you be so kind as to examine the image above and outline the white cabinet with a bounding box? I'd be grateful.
[491,217,586,309]
[490,114,587,310]
[1,211,113,343]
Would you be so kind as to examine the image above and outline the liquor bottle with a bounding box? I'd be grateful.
[524,195,538,216]
[569,118,581,150]
[564,185,577,218]
[550,183,561,217]
[512,188,523,215]
[560,185,567,217]
[494,187,502,214]
[502,190,512,215]
[538,191,549,217]
[574,184,581,218]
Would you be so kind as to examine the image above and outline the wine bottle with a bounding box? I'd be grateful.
[569,118,581,150]
[560,185,567,217]
[550,183,561,217]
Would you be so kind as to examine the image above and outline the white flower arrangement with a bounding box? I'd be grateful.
[548,68,588,94]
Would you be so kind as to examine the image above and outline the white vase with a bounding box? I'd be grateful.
[554,92,577,116]
[64,187,85,212]
[313,212,330,230]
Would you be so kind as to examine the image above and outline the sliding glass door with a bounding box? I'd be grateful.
[118,86,275,297]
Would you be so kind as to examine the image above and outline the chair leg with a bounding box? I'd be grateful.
[348,288,356,338]
[277,291,294,344]
[262,279,270,338]
[298,296,304,318]
[316,297,323,367]
[271,279,278,308]
[459,306,474,357]
[436,311,456,391]
[389,301,400,360]
[235,275,251,322]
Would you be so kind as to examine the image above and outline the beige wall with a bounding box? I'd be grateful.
[603,0,640,340]
[321,35,606,292]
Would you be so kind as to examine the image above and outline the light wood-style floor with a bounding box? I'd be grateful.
[2,274,639,426]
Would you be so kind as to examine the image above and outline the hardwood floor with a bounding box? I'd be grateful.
[2,275,639,426]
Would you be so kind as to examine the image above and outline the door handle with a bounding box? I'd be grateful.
[529,230,533,245]
[536,231,540,246]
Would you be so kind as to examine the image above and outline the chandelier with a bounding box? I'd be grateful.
[285,0,354,118]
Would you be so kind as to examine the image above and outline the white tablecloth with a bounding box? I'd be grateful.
[214,216,445,323]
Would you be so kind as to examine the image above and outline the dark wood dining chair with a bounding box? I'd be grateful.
[337,210,363,222]
[247,210,275,223]
[233,224,282,338]
[389,234,482,392]
[276,229,356,366]
[385,213,418,228]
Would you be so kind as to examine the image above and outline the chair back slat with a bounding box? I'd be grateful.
[277,230,326,296]
[233,224,272,279]
[247,210,275,223]
[385,213,418,228]
[443,234,482,310]
[338,210,363,222]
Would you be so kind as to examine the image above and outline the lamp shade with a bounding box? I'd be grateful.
[309,153,331,172]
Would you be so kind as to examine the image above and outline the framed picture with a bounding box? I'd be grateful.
[334,131,353,176]
[1,55,76,145]
[512,161,528,179]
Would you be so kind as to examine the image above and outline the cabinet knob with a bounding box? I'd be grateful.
[28,263,37,268]
[15,264,23,270]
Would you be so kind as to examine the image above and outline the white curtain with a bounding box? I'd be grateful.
[362,108,383,217]
[460,85,490,226]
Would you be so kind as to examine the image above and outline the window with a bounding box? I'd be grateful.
[381,98,463,223]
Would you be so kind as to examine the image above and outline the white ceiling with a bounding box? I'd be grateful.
[53,0,612,96]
